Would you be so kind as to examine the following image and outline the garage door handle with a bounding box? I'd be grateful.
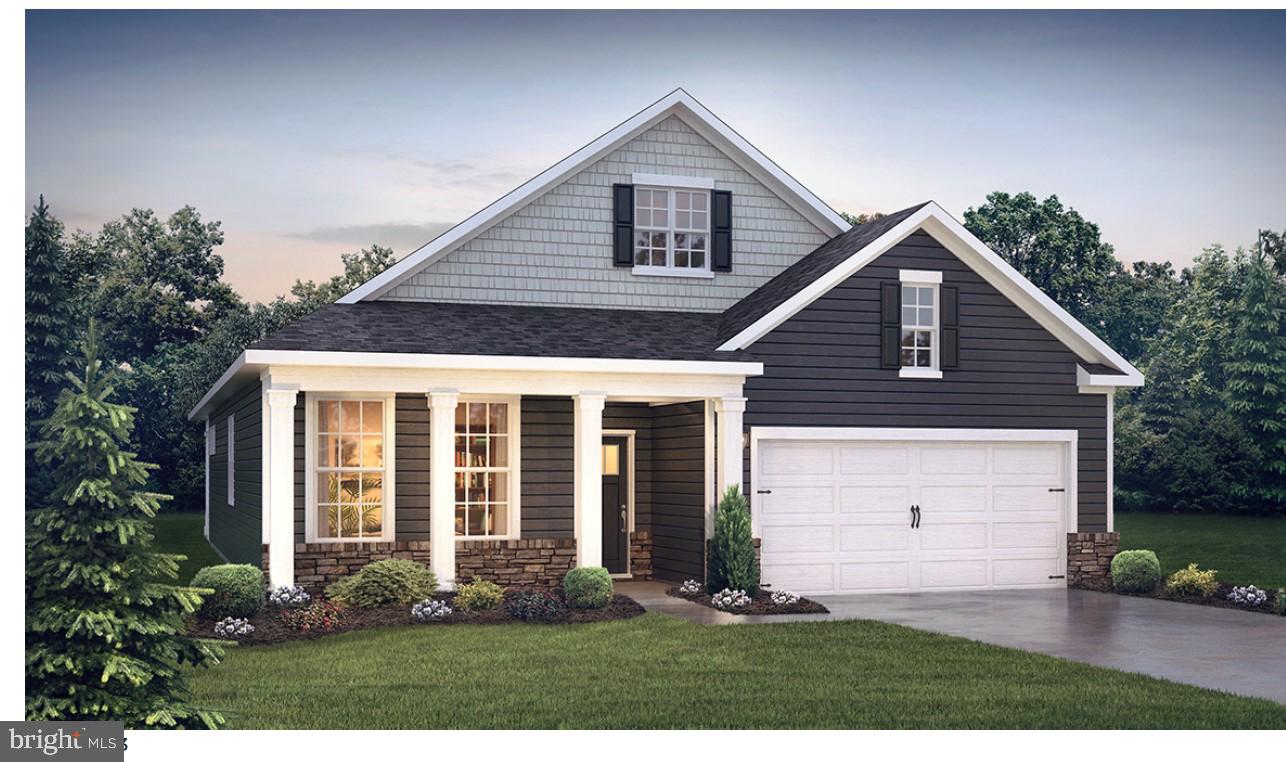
[910,504,920,529]
[756,490,772,495]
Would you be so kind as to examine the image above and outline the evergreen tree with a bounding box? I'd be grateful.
[706,485,760,596]
[26,323,224,728]
[1224,248,1286,511]
[25,196,73,431]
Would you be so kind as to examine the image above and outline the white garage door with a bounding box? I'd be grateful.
[756,435,1069,595]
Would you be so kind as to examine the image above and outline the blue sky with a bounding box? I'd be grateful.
[26,10,1286,301]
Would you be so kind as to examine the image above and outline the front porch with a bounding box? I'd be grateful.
[248,353,756,591]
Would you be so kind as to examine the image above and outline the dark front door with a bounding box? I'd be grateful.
[601,436,630,575]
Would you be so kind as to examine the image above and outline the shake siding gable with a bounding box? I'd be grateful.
[742,230,1110,531]
[379,116,831,311]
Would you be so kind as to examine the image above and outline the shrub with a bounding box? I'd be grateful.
[1110,550,1161,593]
[1167,563,1219,597]
[771,590,800,607]
[711,588,751,610]
[267,585,311,608]
[454,578,504,611]
[212,617,254,639]
[190,564,265,619]
[1272,589,1286,616]
[325,559,436,608]
[410,599,452,622]
[506,591,569,622]
[679,579,703,597]
[1227,585,1268,608]
[563,567,613,609]
[280,600,345,633]
[707,485,759,596]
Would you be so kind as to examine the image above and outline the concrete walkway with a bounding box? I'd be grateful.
[616,581,1286,705]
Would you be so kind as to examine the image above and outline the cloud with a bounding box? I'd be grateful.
[287,221,457,252]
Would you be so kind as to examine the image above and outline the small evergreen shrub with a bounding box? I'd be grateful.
[711,588,751,610]
[1167,563,1219,598]
[1110,550,1161,593]
[325,559,436,607]
[506,591,569,622]
[212,617,254,639]
[454,578,504,611]
[191,564,265,619]
[563,567,613,609]
[1227,585,1268,608]
[267,585,311,608]
[280,600,345,633]
[411,599,452,622]
[707,485,759,596]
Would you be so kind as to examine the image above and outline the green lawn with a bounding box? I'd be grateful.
[188,614,1286,729]
[152,511,222,583]
[1116,513,1286,588]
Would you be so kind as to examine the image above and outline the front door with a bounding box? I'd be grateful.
[601,437,630,575]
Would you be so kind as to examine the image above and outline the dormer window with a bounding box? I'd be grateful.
[633,187,711,276]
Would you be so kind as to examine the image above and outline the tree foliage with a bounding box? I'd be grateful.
[26,324,224,728]
[25,196,74,427]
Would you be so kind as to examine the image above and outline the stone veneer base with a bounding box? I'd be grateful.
[1066,532,1120,591]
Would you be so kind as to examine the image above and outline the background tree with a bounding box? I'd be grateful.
[26,324,224,728]
[840,211,885,226]
[25,196,73,428]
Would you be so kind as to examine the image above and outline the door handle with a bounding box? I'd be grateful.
[910,505,921,529]
[620,506,627,533]
[910,505,916,528]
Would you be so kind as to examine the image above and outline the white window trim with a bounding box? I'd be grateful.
[303,392,397,544]
[453,395,522,542]
[632,185,713,277]
[226,415,235,506]
[631,172,714,190]
[898,271,942,379]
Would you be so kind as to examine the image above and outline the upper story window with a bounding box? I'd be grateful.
[633,187,710,275]
[308,397,395,542]
[898,269,943,379]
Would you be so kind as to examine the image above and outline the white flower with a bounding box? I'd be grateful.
[214,617,255,638]
[679,579,702,596]
[268,585,311,608]
[1229,585,1266,607]
[771,590,800,606]
[412,598,453,622]
[711,588,750,610]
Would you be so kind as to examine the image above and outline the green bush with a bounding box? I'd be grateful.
[707,485,759,596]
[1272,589,1286,617]
[454,577,504,611]
[1166,563,1219,598]
[563,567,613,609]
[1110,550,1161,593]
[325,559,436,608]
[190,564,265,619]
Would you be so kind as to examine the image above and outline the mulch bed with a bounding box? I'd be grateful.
[666,587,829,615]
[189,591,645,646]
[1114,581,1285,617]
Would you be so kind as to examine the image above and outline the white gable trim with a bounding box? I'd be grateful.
[338,88,849,303]
[717,202,1144,387]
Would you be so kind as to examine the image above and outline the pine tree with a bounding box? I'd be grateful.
[25,196,73,427]
[26,323,225,728]
[1225,248,1286,511]
[706,485,760,596]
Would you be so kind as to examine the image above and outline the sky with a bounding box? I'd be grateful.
[25,10,1286,302]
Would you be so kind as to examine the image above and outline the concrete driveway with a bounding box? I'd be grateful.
[617,582,1286,705]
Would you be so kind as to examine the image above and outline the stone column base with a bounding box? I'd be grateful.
[629,531,653,580]
[1066,532,1120,591]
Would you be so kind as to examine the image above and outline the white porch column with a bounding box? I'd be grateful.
[573,393,607,567]
[265,387,298,588]
[428,390,460,590]
[713,396,747,503]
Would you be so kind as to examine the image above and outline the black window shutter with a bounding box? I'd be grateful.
[612,184,634,267]
[880,282,901,369]
[711,190,732,272]
[941,285,959,369]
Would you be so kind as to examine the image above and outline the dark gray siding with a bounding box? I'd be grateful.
[293,393,432,541]
[208,381,263,566]
[743,229,1109,531]
[521,397,574,538]
[651,401,707,581]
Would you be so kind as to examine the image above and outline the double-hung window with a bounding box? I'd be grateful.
[309,397,394,542]
[454,400,518,538]
[633,186,710,275]
[899,270,942,379]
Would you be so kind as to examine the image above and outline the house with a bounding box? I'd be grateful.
[189,89,1142,596]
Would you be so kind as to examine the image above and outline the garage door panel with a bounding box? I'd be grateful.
[993,445,1061,475]
[919,446,987,475]
[839,523,911,552]
[763,562,834,594]
[918,485,987,513]
[994,485,1060,512]
[838,445,911,475]
[993,557,1061,586]
[919,559,989,589]
[762,445,833,476]
[919,521,987,550]
[840,561,911,591]
[992,521,1060,549]
[839,485,911,513]
[759,487,833,515]
[762,524,833,554]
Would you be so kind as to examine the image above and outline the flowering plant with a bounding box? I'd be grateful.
[770,590,800,607]
[711,588,751,610]
[267,585,312,608]
[679,579,702,596]
[213,617,255,638]
[1227,585,1267,608]
[411,598,453,622]
[280,600,346,632]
